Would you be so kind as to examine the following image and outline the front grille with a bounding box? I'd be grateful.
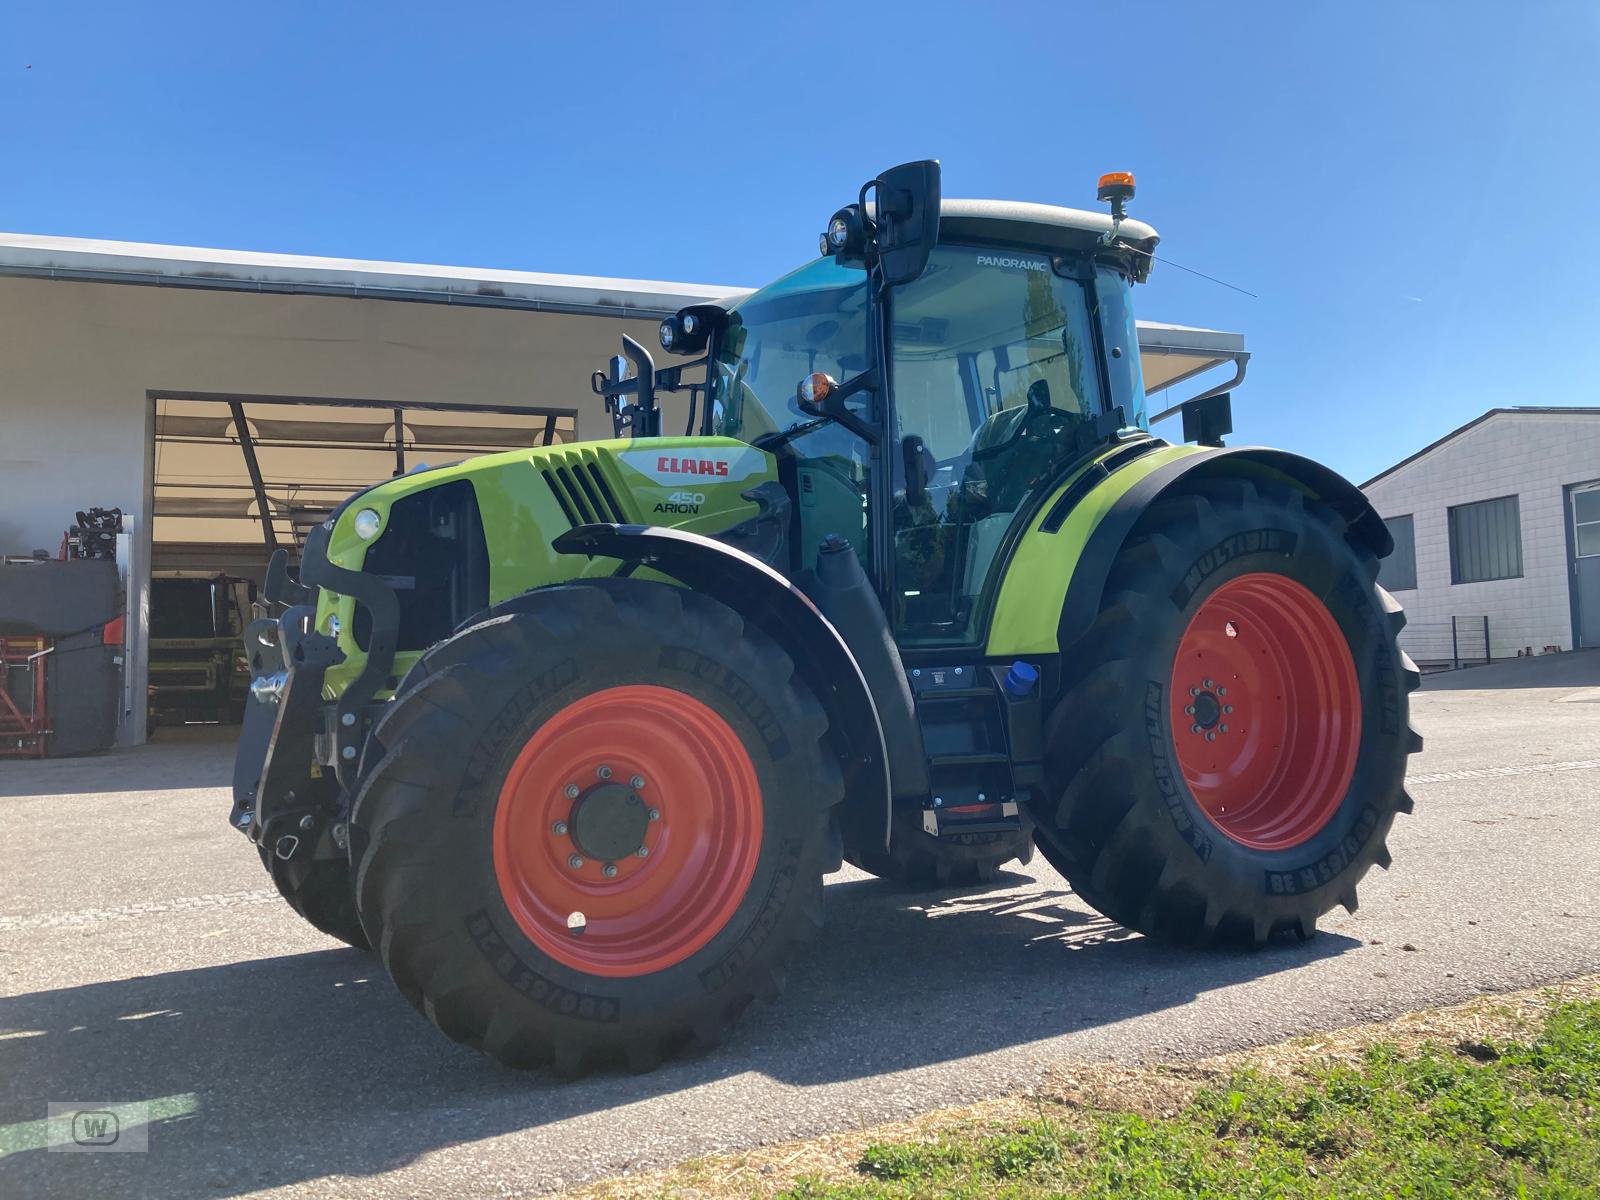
[540,450,629,526]
[355,479,490,651]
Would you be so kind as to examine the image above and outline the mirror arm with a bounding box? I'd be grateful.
[801,367,881,445]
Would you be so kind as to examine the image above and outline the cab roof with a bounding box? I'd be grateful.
[938,199,1160,281]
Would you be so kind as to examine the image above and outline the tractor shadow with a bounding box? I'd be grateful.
[0,872,1355,1199]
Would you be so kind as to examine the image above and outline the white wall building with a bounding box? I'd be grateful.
[1361,407,1600,666]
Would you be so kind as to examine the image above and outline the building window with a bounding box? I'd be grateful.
[1575,486,1600,558]
[1448,495,1522,583]
[1379,514,1417,591]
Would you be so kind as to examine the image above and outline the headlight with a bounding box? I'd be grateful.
[828,216,851,247]
[658,319,677,351]
[353,508,382,540]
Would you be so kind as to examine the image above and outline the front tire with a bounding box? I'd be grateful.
[350,577,842,1074]
[260,840,371,951]
[1031,477,1421,946]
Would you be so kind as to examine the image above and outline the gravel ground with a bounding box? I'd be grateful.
[1,651,1596,1198]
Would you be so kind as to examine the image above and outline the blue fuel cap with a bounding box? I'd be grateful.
[1004,661,1039,696]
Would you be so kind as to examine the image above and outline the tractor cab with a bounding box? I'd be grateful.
[606,161,1167,649]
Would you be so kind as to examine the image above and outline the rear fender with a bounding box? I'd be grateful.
[1055,446,1393,650]
[553,523,893,852]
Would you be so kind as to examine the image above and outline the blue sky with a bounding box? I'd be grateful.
[4,2,1597,483]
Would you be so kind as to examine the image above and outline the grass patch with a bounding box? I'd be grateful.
[773,1000,1600,1199]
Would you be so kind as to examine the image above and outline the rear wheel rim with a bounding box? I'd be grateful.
[1169,572,1360,851]
[493,684,763,977]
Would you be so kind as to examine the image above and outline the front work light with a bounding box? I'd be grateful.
[820,204,868,259]
[353,508,383,540]
[657,304,721,356]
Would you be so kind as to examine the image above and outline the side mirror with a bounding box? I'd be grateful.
[873,159,941,287]
[1181,392,1233,448]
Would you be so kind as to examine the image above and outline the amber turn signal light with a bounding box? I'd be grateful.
[797,372,835,409]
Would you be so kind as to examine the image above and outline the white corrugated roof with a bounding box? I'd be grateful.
[0,231,735,319]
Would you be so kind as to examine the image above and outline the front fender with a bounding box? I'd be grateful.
[553,523,893,853]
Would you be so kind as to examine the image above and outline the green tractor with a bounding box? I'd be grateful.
[233,162,1420,1074]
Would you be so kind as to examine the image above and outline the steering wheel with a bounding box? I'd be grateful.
[969,378,1064,462]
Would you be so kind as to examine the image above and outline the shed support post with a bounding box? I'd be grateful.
[229,401,278,554]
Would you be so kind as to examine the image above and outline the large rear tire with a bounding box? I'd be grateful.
[349,577,842,1074]
[1031,477,1421,946]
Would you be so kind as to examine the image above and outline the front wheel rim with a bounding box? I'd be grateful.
[1169,572,1361,851]
[493,684,763,977]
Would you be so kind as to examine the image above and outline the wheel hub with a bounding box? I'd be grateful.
[492,684,764,978]
[568,781,651,863]
[1169,572,1361,851]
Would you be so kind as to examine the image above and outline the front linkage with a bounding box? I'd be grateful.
[232,520,397,876]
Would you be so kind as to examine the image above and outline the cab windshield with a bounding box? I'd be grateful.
[708,257,868,445]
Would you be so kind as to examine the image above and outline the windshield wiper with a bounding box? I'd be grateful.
[753,416,833,453]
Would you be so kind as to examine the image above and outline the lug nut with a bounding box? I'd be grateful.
[602,863,618,878]
[1203,678,1215,689]
[340,711,356,727]
[341,745,356,761]
[1190,686,1201,696]
[597,765,613,780]
[299,814,315,831]
[564,783,580,799]
[630,775,645,790]
[1191,724,1202,735]
[647,808,660,822]
[635,846,649,858]
[552,821,568,836]
[1205,731,1217,742]
[1220,724,1230,734]
[1184,704,1195,715]
[1224,704,1234,714]
[1218,686,1228,696]
[567,854,584,869]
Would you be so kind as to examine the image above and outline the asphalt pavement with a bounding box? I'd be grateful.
[2,652,1597,1198]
